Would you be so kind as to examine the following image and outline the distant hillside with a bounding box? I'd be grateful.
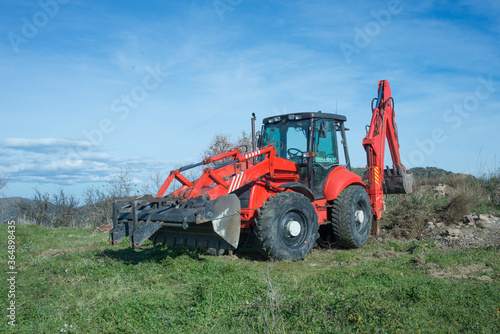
[407,167,455,179]
[351,166,463,181]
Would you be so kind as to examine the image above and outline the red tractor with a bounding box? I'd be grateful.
[110,80,414,260]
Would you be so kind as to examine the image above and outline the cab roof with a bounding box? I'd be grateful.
[262,112,347,124]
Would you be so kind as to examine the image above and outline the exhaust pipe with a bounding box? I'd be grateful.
[251,113,257,164]
[251,113,257,151]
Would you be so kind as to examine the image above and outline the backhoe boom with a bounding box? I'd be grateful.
[362,80,414,233]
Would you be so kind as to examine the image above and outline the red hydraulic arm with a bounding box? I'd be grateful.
[362,80,413,232]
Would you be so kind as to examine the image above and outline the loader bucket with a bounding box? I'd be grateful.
[383,167,415,194]
[109,194,241,251]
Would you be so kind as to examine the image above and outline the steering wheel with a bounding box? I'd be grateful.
[287,148,304,159]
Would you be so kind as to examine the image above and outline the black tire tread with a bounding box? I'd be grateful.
[254,192,319,261]
[331,185,371,249]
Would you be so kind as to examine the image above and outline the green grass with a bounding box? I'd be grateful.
[1,225,499,333]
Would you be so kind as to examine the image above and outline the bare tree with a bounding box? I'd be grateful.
[32,189,51,226]
[151,170,164,191]
[142,170,166,195]
[0,175,8,191]
[82,185,113,228]
[236,130,253,153]
[16,188,80,227]
[81,169,141,227]
[202,133,234,158]
[106,168,137,198]
[52,188,79,228]
[15,188,52,226]
[202,132,254,166]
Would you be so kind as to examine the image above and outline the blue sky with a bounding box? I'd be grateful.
[1,0,499,200]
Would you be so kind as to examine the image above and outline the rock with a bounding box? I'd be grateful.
[427,222,435,229]
[479,214,492,224]
[434,184,448,198]
[463,215,475,224]
[446,228,463,238]
[436,222,444,228]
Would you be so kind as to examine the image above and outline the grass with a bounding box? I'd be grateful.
[1,225,499,333]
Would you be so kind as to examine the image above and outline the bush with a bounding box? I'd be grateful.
[382,169,499,238]
[81,185,114,228]
[480,168,500,209]
[15,188,78,227]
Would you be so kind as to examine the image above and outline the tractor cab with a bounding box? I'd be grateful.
[259,112,351,193]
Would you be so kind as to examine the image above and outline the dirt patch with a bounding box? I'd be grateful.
[428,214,500,249]
[380,212,500,250]
[380,200,429,240]
[414,257,439,270]
[372,249,397,259]
[426,264,493,281]
[90,223,113,232]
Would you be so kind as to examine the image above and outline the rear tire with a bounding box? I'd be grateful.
[331,185,372,248]
[254,192,319,261]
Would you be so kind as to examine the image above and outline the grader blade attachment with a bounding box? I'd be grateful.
[109,194,241,250]
[383,166,415,194]
[195,194,241,249]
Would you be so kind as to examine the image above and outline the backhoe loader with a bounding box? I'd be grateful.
[110,80,414,260]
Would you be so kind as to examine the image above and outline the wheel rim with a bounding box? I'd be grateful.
[278,210,308,248]
[355,210,365,224]
[286,220,301,237]
[354,197,370,234]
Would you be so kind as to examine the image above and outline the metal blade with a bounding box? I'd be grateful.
[196,194,242,248]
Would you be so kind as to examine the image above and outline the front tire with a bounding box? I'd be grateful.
[254,192,319,261]
[331,185,372,248]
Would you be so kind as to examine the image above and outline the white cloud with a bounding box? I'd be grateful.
[0,138,93,151]
[0,138,178,190]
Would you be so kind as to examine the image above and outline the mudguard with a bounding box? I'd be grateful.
[322,166,366,201]
[278,182,315,202]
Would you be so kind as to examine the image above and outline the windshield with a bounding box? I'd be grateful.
[260,119,310,159]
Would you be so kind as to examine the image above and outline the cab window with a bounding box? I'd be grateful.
[312,119,339,188]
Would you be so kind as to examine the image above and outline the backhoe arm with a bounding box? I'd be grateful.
[362,80,414,228]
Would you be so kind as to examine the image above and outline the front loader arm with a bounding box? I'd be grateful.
[110,145,297,249]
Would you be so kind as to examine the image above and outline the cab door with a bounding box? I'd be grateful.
[311,119,339,189]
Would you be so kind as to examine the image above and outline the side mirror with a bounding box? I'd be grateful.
[319,121,328,138]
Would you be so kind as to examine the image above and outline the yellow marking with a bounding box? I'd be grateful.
[374,167,380,186]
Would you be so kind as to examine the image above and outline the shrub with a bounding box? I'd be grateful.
[382,168,499,238]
